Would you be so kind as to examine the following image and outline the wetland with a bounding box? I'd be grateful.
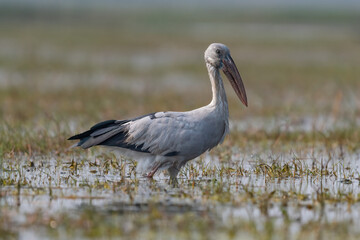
[1,4,360,240]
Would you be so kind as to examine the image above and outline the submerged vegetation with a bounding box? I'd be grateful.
[1,4,360,240]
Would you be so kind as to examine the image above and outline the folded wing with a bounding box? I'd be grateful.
[68,112,197,157]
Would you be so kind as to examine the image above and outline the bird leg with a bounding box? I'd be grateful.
[167,165,181,186]
[169,177,179,187]
[167,166,180,179]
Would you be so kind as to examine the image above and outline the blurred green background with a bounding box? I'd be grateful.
[1,1,359,154]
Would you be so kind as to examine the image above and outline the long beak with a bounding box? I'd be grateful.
[222,54,248,107]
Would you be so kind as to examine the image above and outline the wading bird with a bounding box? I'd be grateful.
[68,43,248,180]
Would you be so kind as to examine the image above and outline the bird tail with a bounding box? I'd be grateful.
[68,120,128,149]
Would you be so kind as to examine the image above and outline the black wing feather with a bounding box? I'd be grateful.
[68,114,153,153]
[68,120,118,140]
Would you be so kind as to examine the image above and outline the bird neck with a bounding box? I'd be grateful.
[207,63,229,110]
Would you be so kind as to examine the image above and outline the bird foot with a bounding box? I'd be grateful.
[145,172,155,178]
[145,162,161,178]
[168,177,179,187]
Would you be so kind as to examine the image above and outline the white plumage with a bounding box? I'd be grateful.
[68,43,248,180]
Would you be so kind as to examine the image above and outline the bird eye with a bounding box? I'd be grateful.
[216,49,221,54]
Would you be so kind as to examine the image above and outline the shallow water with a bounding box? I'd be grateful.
[1,141,360,239]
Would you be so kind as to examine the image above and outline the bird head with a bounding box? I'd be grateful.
[205,43,248,107]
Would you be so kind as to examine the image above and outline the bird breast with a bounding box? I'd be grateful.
[186,106,229,156]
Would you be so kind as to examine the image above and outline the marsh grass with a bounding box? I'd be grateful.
[1,5,360,240]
